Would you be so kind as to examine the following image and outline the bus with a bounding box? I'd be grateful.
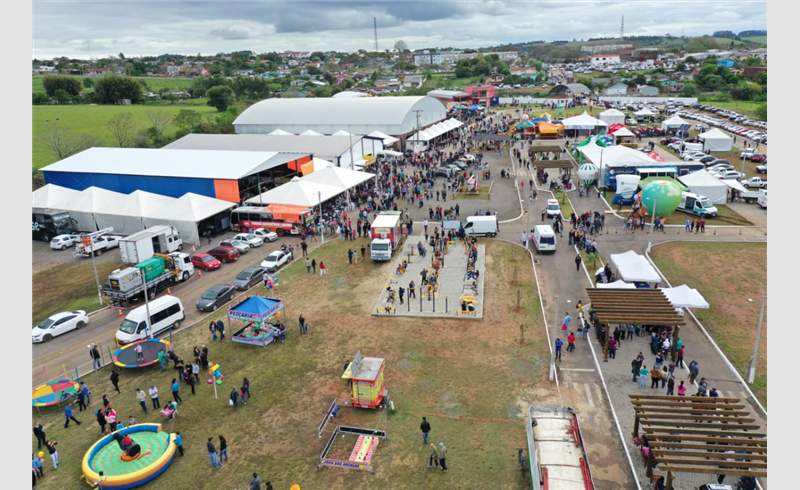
[32,208,74,242]
[230,205,314,236]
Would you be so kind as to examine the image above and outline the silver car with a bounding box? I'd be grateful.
[219,239,250,254]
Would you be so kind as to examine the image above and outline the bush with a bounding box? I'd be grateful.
[93,75,145,104]
[42,75,82,98]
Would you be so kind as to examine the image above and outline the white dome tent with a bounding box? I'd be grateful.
[698,128,733,152]
[598,108,626,126]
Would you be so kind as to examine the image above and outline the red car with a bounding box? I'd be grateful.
[207,246,240,263]
[750,154,767,163]
[660,137,680,145]
[191,253,222,271]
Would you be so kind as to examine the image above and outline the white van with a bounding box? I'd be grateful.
[461,216,498,237]
[532,225,556,253]
[681,142,703,154]
[676,192,718,218]
[116,296,185,345]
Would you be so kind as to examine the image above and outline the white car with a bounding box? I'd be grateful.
[219,239,250,254]
[462,154,476,161]
[683,152,706,161]
[260,250,289,272]
[233,233,264,248]
[50,234,81,250]
[545,199,562,218]
[252,229,280,242]
[32,310,89,343]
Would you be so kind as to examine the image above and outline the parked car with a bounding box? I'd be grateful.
[660,137,681,145]
[191,253,222,271]
[233,233,265,248]
[232,266,267,291]
[32,310,89,343]
[713,169,744,180]
[219,239,250,254]
[196,284,236,312]
[755,162,767,174]
[261,250,289,272]
[698,156,716,164]
[708,163,735,173]
[749,154,767,163]
[208,246,240,263]
[252,229,280,242]
[434,168,454,178]
[667,142,683,152]
[50,234,81,250]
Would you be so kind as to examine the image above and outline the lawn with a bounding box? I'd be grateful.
[32,259,121,324]
[33,76,198,95]
[649,242,767,407]
[454,184,492,200]
[741,36,767,46]
[32,239,552,490]
[32,100,223,169]
[692,101,765,120]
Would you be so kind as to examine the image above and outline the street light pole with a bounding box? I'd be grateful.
[747,296,766,385]
[647,196,658,253]
[318,191,325,245]
[139,269,153,339]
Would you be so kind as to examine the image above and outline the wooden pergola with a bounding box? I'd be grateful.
[528,145,563,154]
[585,288,685,361]
[630,394,767,490]
[532,159,573,169]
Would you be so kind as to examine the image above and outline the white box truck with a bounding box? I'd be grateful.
[370,212,404,261]
[120,225,183,265]
[532,225,556,253]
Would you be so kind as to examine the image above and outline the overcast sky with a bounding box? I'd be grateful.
[32,1,767,60]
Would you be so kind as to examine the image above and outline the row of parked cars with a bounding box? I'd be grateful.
[686,105,767,145]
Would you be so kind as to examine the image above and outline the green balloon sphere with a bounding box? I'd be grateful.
[641,180,683,216]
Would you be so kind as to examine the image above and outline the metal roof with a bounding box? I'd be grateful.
[164,134,375,160]
[41,147,308,180]
[427,89,470,99]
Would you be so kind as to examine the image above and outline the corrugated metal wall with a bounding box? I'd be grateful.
[43,172,221,200]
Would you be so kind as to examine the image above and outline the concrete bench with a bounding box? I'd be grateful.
[457,309,477,316]
[376,307,395,314]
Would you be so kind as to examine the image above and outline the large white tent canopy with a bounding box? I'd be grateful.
[367,130,399,146]
[245,176,343,207]
[595,280,637,289]
[142,193,236,245]
[634,107,657,117]
[301,166,375,190]
[66,187,127,231]
[610,251,661,283]
[598,108,626,125]
[678,169,728,204]
[661,284,709,309]
[32,184,82,209]
[661,115,691,130]
[409,118,464,142]
[94,190,177,236]
[698,128,733,152]
[562,111,608,130]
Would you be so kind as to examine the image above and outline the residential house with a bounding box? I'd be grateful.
[414,51,442,67]
[743,66,767,81]
[403,75,424,88]
[604,82,629,96]
[717,59,735,68]
[37,66,57,73]
[747,48,767,62]
[636,85,659,96]
[464,85,496,107]
[86,68,109,76]
[290,79,307,87]
[163,63,180,76]
[288,59,303,67]
[664,82,685,93]
[590,54,620,67]
[487,72,505,85]
[510,66,538,79]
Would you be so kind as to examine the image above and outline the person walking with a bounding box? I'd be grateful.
[676,346,685,369]
[631,356,642,382]
[187,370,196,395]
[230,387,239,409]
[175,431,184,456]
[677,380,687,396]
[348,248,354,265]
[90,344,102,370]
[398,286,405,305]
[110,369,121,394]
[263,271,270,288]
[136,388,149,414]
[319,261,327,276]
[46,441,59,470]
[207,437,221,468]
[249,473,262,490]
[438,442,448,472]
[305,257,311,273]
[575,253,582,271]
[408,280,416,299]
[218,435,228,462]
[639,365,649,388]
[361,246,366,263]
[95,409,107,434]
[192,361,201,383]
[33,422,46,449]
[157,349,167,371]
[650,366,662,389]
[171,379,182,404]
[688,360,699,384]
[666,375,675,396]
[567,332,576,352]
[242,377,251,401]
[428,443,439,468]
[555,338,563,361]
[209,321,217,342]
[76,387,88,412]
[299,314,308,336]
[216,319,225,343]
[608,338,617,359]
[420,417,431,446]
[301,240,308,256]
[64,404,81,428]
[149,385,160,410]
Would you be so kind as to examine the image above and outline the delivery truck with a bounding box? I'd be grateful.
[120,225,183,264]
[370,211,405,261]
[103,252,194,306]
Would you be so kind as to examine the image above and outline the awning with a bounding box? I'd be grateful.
[660,284,709,309]
[379,149,404,157]
[720,178,748,193]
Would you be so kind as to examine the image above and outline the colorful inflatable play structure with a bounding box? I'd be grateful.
[32,379,80,407]
[112,339,172,368]
[81,423,177,489]
[229,295,285,347]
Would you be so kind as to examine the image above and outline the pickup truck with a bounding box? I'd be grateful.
[74,235,123,257]
[755,162,767,174]
[742,176,767,188]
[740,188,767,208]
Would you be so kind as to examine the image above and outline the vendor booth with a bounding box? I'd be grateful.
[536,122,564,139]
[598,108,626,126]
[678,169,728,204]
[342,351,386,409]
[698,128,733,152]
[229,295,286,347]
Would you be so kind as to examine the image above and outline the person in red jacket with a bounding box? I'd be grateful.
[567,332,576,352]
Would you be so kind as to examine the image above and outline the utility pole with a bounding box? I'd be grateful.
[647,196,658,253]
[747,296,766,384]
[412,110,423,153]
[374,17,378,52]
[620,15,624,40]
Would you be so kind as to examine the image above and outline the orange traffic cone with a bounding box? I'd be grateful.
[167,288,172,295]
[198,270,203,278]
[118,309,124,318]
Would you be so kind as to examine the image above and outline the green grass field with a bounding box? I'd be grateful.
[695,100,765,120]
[33,76,198,95]
[32,100,221,169]
[31,239,551,490]
[741,36,767,46]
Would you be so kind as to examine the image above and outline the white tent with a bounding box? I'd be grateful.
[302,166,375,190]
[367,130,399,146]
[312,157,335,169]
[332,130,352,136]
[67,187,128,232]
[661,115,691,130]
[245,176,343,207]
[93,190,177,236]
[634,107,656,117]
[32,184,82,209]
[562,111,608,130]
[379,149,403,157]
[598,108,626,125]
[267,129,294,136]
[609,251,661,283]
[613,127,636,138]
[720,178,748,193]
[299,129,323,136]
[595,280,637,289]
[142,193,235,245]
[661,284,709,309]
[698,128,733,152]
[678,169,728,204]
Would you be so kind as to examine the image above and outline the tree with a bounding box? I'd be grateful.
[311,86,332,97]
[106,113,138,147]
[173,109,203,133]
[754,103,767,121]
[38,123,99,160]
[42,75,82,97]
[212,107,239,133]
[83,78,94,88]
[454,64,472,79]
[147,110,172,140]
[93,75,145,103]
[685,56,697,63]
[394,40,408,52]
[206,85,235,112]
[32,92,50,104]
[680,82,698,97]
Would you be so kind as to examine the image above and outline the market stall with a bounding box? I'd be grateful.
[342,351,386,409]
[229,295,286,347]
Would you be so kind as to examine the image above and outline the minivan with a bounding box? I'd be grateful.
[461,216,498,237]
[116,296,185,345]
[532,225,556,254]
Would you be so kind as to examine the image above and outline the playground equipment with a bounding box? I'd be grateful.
[317,393,389,473]
[341,351,386,409]
[81,423,177,489]
[32,379,80,408]
[112,339,171,368]
[229,296,285,347]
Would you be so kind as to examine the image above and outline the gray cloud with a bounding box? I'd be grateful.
[31,1,767,59]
